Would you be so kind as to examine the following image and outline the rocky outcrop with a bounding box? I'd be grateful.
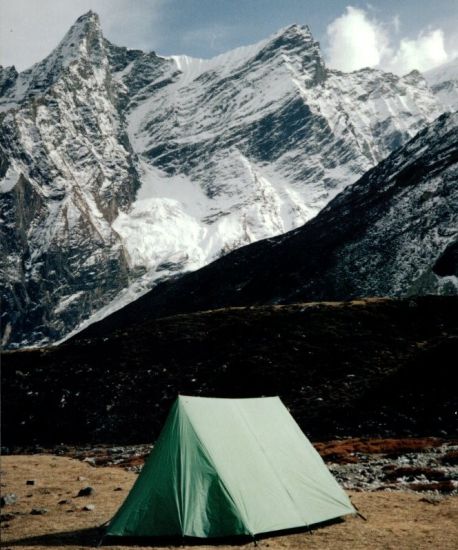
[0,13,140,347]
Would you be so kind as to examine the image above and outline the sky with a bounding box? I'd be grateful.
[1,0,457,75]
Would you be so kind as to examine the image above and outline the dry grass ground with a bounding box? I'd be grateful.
[1,455,457,550]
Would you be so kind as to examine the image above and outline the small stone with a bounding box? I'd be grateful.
[0,494,17,507]
[77,476,86,481]
[58,499,71,505]
[0,513,16,522]
[83,504,95,511]
[30,508,48,515]
[77,486,94,497]
[26,480,35,485]
[114,487,123,491]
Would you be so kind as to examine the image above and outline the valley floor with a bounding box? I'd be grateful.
[2,442,457,550]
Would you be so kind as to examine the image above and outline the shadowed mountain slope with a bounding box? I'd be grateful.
[2,297,457,446]
[76,112,458,341]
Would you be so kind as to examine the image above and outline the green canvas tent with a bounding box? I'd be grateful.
[107,396,355,540]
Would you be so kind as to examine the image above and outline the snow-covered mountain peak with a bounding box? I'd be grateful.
[0,10,105,112]
[259,24,325,82]
[56,10,103,55]
[1,12,455,348]
[268,23,315,47]
[46,9,105,67]
[75,10,100,24]
[166,22,322,87]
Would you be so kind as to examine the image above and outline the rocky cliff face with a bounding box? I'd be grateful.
[0,13,140,346]
[75,112,458,339]
[0,12,453,348]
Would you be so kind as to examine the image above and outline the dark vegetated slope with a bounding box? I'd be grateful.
[2,297,457,446]
[76,113,458,342]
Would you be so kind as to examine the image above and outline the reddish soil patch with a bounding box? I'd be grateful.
[408,481,456,493]
[314,437,446,464]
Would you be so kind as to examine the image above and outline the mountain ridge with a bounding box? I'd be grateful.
[0,12,455,348]
[73,111,458,341]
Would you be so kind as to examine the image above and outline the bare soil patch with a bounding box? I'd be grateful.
[1,455,457,550]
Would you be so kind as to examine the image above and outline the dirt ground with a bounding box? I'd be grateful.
[1,455,457,550]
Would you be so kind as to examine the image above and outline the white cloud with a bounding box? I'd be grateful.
[0,0,164,71]
[386,29,449,74]
[326,5,455,75]
[326,7,389,72]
